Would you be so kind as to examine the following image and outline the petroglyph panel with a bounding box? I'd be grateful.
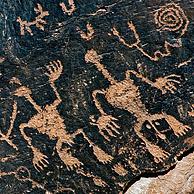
[0,0,194,193]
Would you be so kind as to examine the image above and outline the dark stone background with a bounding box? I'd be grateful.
[0,0,194,193]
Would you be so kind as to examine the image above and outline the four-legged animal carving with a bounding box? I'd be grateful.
[13,60,82,171]
[85,49,191,163]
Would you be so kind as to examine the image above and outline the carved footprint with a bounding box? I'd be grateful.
[90,114,120,141]
[58,148,82,170]
[32,148,49,171]
[165,114,191,136]
[146,143,169,163]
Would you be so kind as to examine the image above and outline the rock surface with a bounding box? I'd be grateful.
[0,0,194,193]
[126,149,194,194]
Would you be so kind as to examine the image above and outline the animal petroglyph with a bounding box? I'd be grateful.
[13,60,82,171]
[85,49,191,163]
[112,3,189,61]
[60,0,76,16]
[17,3,49,35]
[12,60,113,171]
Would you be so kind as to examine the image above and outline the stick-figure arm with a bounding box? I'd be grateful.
[126,70,181,94]
[125,70,155,86]
[46,60,63,106]
[50,82,62,106]
[19,123,48,171]
[92,90,106,115]
[6,101,17,137]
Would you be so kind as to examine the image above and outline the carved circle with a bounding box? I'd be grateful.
[15,166,31,181]
[154,3,189,36]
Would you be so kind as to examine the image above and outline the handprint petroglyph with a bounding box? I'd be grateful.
[90,113,120,141]
[13,60,82,171]
[0,101,18,150]
[113,163,128,176]
[85,49,191,163]
[17,4,49,36]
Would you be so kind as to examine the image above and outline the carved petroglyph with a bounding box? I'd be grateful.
[78,23,95,41]
[72,128,113,164]
[164,113,191,136]
[112,21,183,61]
[189,104,194,117]
[9,60,114,171]
[60,0,76,16]
[90,114,120,141]
[0,170,15,177]
[150,74,181,94]
[4,2,193,192]
[0,154,17,162]
[13,60,82,171]
[111,3,189,61]
[15,166,61,193]
[17,4,49,35]
[77,169,108,187]
[9,77,22,85]
[113,163,128,176]
[0,166,73,193]
[154,3,189,36]
[0,101,18,150]
[85,49,191,163]
[0,166,29,181]
[177,57,193,67]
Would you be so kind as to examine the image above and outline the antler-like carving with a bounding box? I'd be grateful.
[17,4,49,35]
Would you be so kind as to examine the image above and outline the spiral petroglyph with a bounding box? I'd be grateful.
[154,3,189,36]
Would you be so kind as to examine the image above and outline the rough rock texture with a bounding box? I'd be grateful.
[126,149,194,194]
[0,0,194,193]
